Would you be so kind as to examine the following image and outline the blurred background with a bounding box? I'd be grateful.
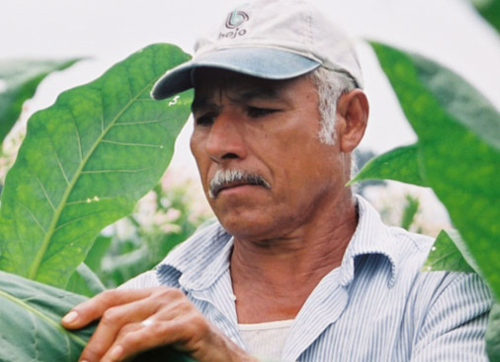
[1,0,499,287]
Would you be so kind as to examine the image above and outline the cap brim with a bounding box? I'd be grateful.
[151,47,320,100]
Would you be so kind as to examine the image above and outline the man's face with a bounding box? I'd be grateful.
[190,69,347,241]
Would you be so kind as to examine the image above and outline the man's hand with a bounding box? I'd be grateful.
[62,287,256,362]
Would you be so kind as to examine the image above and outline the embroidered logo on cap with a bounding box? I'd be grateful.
[226,9,249,29]
[219,8,249,39]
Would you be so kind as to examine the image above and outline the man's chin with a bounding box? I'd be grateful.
[214,209,275,240]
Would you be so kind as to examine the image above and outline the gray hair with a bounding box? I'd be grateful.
[307,67,359,182]
[307,67,357,145]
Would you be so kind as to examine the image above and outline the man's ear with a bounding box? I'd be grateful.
[335,90,369,152]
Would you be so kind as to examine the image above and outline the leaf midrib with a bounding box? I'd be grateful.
[28,77,156,281]
[0,289,87,347]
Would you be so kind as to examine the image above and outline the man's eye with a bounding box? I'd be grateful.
[247,107,277,118]
[195,113,217,126]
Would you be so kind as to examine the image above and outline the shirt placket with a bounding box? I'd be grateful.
[282,269,349,362]
[187,269,246,349]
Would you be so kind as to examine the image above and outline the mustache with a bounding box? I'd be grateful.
[209,169,270,199]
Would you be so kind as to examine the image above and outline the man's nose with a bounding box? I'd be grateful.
[205,110,247,163]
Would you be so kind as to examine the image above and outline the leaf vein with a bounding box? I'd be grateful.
[27,74,157,280]
[33,174,56,211]
[70,109,84,162]
[19,203,47,235]
[101,139,162,148]
[80,166,152,174]
[54,212,105,232]
[113,119,160,126]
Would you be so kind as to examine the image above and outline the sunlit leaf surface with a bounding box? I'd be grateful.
[0,44,193,288]
[370,42,500,301]
[349,144,427,187]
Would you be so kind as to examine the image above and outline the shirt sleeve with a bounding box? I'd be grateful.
[411,273,492,361]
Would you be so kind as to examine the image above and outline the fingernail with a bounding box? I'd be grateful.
[110,345,124,360]
[62,311,78,324]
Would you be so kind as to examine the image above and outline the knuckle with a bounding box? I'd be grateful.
[168,287,185,299]
[101,307,123,325]
[120,330,144,350]
[99,289,120,300]
[116,323,136,338]
[191,315,210,333]
[177,300,196,315]
[154,286,185,300]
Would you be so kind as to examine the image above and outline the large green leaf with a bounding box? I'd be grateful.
[371,41,500,300]
[472,0,500,34]
[0,44,193,288]
[0,59,80,143]
[0,271,196,361]
[0,270,94,361]
[422,230,478,274]
[349,144,428,187]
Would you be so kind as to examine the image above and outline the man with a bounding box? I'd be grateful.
[62,1,492,361]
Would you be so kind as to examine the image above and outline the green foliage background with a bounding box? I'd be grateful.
[352,41,500,359]
[0,1,499,360]
[0,43,197,362]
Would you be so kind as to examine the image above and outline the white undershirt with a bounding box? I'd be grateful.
[238,320,294,360]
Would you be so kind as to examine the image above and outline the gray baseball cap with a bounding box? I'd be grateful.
[151,0,363,100]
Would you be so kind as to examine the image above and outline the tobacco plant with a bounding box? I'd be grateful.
[351,41,500,361]
[0,43,195,361]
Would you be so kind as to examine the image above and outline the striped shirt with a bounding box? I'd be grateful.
[122,196,492,361]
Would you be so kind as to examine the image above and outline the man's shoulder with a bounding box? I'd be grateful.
[353,197,487,296]
[383,225,491,312]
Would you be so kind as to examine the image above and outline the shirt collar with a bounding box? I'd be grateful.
[156,195,401,291]
[156,222,234,291]
[338,196,400,288]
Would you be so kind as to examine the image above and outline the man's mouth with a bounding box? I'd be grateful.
[209,169,270,199]
[211,180,263,198]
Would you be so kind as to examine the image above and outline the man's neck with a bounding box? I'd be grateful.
[230,193,358,324]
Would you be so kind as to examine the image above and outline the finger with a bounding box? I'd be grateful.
[62,289,153,329]
[100,291,200,362]
[101,318,196,362]
[78,296,164,362]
